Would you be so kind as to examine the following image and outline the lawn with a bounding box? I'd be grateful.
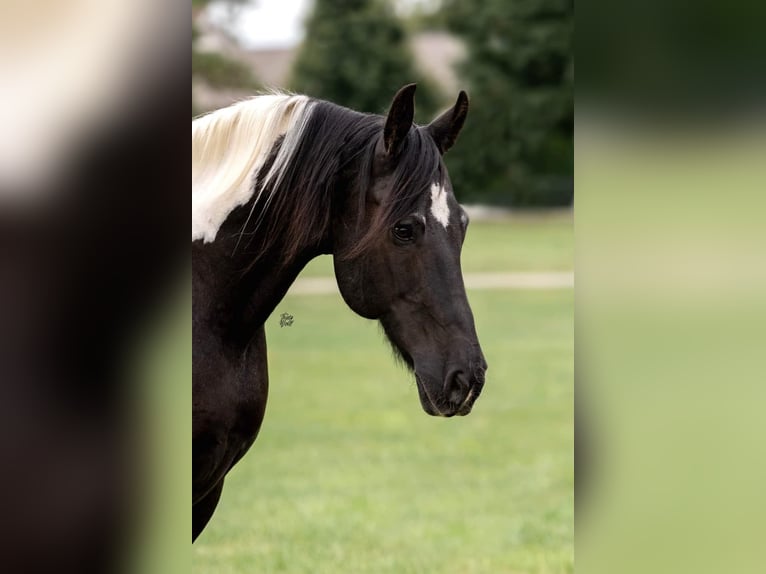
[192,214,573,573]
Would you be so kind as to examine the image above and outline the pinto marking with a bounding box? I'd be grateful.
[192,94,313,243]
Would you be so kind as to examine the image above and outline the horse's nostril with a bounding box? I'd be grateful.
[445,369,469,404]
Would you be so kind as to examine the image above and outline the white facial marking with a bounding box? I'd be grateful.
[429,182,450,229]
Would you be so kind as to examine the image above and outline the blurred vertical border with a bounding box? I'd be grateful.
[578,1,766,573]
[0,1,189,573]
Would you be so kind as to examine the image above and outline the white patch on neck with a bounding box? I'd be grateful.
[192,94,311,243]
[429,182,450,229]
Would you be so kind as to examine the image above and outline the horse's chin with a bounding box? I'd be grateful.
[414,375,453,418]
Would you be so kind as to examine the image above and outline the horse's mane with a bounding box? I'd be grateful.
[192,93,313,243]
[192,93,442,265]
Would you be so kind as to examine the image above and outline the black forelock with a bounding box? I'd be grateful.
[342,113,443,259]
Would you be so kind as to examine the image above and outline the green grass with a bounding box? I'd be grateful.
[191,217,573,573]
[192,288,573,573]
[299,212,573,277]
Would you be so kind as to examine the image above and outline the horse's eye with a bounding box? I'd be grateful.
[392,222,415,243]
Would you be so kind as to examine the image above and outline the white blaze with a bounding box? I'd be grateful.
[429,182,450,228]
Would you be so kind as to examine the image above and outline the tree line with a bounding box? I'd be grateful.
[193,0,573,207]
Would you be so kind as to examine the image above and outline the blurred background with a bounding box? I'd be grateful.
[0,2,188,573]
[577,2,766,574]
[193,1,573,573]
[193,0,573,208]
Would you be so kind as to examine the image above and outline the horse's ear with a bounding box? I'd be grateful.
[383,83,417,156]
[427,90,469,154]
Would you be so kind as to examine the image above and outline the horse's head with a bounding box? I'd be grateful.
[332,84,487,417]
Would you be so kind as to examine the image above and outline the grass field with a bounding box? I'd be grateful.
[192,214,573,573]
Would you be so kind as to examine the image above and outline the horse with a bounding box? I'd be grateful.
[192,84,487,540]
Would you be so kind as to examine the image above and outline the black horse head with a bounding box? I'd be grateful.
[332,85,487,416]
[193,84,487,418]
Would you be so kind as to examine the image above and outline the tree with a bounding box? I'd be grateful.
[442,0,573,206]
[290,0,442,120]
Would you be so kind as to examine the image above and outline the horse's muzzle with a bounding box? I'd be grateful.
[416,358,486,417]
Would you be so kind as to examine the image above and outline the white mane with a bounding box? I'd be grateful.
[192,94,314,243]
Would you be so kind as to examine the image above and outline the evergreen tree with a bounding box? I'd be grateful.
[443,0,573,206]
[290,0,442,120]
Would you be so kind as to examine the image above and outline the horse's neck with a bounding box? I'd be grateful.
[193,140,341,347]
[193,229,321,349]
[251,241,317,309]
